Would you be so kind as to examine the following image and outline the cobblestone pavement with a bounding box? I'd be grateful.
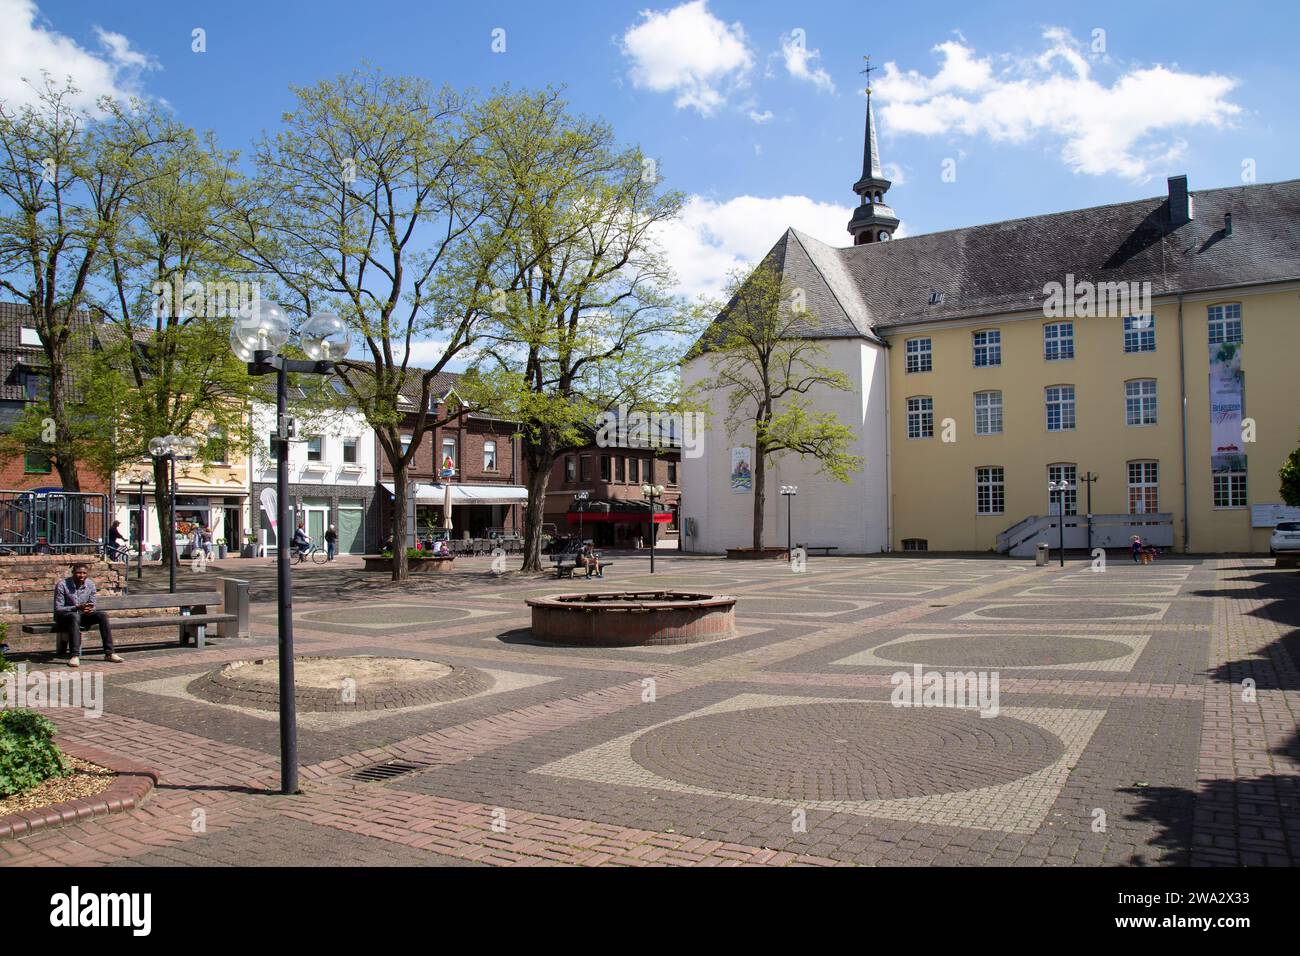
[3,554,1297,867]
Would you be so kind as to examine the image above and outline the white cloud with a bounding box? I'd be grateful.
[0,0,158,112]
[874,28,1240,180]
[621,1,753,116]
[780,30,834,93]
[654,194,854,301]
[882,162,907,186]
[748,108,774,124]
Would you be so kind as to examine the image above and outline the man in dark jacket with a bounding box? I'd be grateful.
[54,562,124,667]
[324,525,338,561]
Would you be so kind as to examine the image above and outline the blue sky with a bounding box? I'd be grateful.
[9,0,1299,305]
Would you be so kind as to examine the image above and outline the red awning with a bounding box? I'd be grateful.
[566,511,671,523]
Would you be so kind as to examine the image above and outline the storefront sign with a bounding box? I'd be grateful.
[1251,504,1300,528]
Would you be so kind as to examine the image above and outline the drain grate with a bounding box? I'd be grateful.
[348,760,429,782]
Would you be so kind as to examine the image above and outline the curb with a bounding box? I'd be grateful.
[0,741,158,841]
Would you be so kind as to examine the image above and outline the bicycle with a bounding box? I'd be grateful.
[292,544,329,565]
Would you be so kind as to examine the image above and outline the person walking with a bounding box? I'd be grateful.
[324,524,338,561]
[54,562,124,667]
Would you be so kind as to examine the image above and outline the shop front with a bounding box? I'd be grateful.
[381,481,528,546]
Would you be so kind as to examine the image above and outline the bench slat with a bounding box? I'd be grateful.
[23,613,236,634]
[18,591,223,614]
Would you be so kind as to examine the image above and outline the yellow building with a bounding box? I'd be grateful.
[682,90,1300,556]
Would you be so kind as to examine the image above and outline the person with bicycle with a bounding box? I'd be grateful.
[107,520,128,562]
[292,521,312,562]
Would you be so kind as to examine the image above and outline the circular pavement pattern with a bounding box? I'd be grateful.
[188,655,493,712]
[970,602,1160,621]
[736,596,859,614]
[631,703,1064,802]
[874,634,1132,667]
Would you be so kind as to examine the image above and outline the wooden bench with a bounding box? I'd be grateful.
[796,545,839,556]
[552,554,615,579]
[18,589,237,655]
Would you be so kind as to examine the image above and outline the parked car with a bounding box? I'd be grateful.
[1269,521,1300,555]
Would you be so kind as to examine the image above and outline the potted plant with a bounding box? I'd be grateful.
[240,534,256,558]
[216,537,228,559]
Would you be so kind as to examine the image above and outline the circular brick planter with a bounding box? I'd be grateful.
[725,548,789,560]
[188,655,493,712]
[0,742,157,842]
[526,591,737,646]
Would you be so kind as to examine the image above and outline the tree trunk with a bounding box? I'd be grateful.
[152,457,173,568]
[521,463,553,573]
[47,362,81,492]
[520,435,556,573]
[752,441,766,552]
[390,460,409,582]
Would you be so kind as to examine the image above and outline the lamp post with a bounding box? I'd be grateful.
[232,302,351,796]
[641,483,665,573]
[1048,479,1071,568]
[147,434,198,593]
[1080,471,1098,552]
[573,490,589,545]
[780,485,798,558]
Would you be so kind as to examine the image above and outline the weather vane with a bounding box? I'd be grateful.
[860,54,876,95]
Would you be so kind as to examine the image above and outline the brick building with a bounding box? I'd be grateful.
[376,374,527,547]
[541,431,681,548]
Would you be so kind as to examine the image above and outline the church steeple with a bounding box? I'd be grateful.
[847,58,899,246]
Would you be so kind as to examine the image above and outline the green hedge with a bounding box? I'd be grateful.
[0,646,71,798]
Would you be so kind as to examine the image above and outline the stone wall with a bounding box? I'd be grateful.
[0,554,123,628]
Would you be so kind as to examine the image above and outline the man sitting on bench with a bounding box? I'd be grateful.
[579,543,603,578]
[54,562,124,668]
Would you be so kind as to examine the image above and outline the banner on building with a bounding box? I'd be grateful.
[259,487,278,535]
[1209,342,1245,473]
[730,447,752,493]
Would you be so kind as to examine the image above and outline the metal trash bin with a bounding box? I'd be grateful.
[1035,543,1049,566]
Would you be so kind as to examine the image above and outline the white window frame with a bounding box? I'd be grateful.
[342,437,358,464]
[1043,322,1074,361]
[306,435,324,462]
[1128,461,1159,515]
[1125,379,1157,426]
[974,390,1002,435]
[906,396,934,439]
[483,439,498,471]
[905,337,932,373]
[1213,470,1248,509]
[1207,303,1242,345]
[1124,315,1155,353]
[976,466,1005,515]
[972,329,1001,368]
[1047,463,1078,516]
[1045,385,1076,432]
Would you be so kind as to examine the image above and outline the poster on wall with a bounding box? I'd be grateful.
[730,447,752,493]
[1209,341,1245,473]
[1251,504,1300,527]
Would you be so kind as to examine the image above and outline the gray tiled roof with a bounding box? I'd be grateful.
[703,177,1300,342]
[844,178,1300,328]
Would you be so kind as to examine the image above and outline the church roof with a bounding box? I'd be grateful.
[842,178,1300,328]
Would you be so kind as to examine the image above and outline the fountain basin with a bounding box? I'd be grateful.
[526,591,737,646]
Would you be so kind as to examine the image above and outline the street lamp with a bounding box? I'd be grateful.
[641,483,665,573]
[233,302,351,796]
[573,490,589,546]
[148,434,198,593]
[1048,479,1071,568]
[780,485,798,558]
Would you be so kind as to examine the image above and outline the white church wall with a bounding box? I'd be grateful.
[681,338,890,554]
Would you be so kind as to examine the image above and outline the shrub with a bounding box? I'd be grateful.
[0,709,69,798]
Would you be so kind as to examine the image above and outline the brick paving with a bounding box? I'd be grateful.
[2,553,1297,866]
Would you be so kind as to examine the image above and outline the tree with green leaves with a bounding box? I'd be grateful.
[470,89,695,571]
[0,75,181,491]
[689,261,862,552]
[1280,432,1300,507]
[225,68,515,580]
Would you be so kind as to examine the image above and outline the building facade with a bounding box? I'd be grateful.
[683,90,1300,555]
[542,439,681,548]
[248,401,377,555]
[375,377,527,547]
